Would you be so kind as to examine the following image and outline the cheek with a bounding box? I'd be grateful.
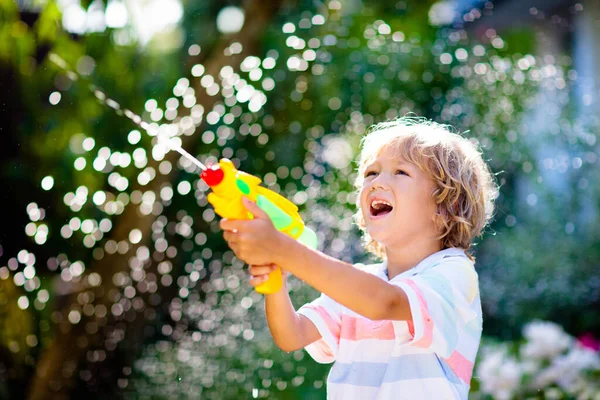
[405,191,436,222]
[359,187,371,218]
[359,186,369,205]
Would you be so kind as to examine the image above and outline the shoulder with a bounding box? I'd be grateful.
[430,248,476,273]
[422,249,479,301]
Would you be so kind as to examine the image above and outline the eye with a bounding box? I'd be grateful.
[395,169,409,176]
[365,170,378,178]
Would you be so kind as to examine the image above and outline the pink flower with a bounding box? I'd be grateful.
[577,333,600,352]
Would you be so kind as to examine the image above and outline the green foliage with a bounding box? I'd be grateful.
[35,2,61,43]
[0,279,35,374]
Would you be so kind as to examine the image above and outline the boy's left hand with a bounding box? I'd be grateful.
[220,197,283,266]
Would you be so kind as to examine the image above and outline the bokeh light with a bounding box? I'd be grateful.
[216,6,245,34]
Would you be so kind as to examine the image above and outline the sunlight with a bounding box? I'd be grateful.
[59,0,183,47]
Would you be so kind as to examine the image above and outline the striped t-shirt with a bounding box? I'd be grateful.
[297,248,482,399]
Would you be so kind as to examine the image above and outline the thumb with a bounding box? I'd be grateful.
[241,197,270,220]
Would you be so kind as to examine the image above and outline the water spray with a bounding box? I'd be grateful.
[47,51,318,294]
[48,52,207,172]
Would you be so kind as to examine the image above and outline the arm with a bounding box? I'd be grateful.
[220,197,411,322]
[263,281,321,352]
[273,234,412,322]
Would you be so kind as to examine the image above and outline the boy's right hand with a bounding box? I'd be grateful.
[248,264,288,289]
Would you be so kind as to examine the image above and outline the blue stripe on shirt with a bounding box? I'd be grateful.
[328,353,462,387]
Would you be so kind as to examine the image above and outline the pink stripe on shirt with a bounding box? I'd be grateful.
[340,317,396,341]
[306,304,341,338]
[444,350,474,383]
[402,279,434,348]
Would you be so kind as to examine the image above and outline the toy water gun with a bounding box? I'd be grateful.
[200,159,318,294]
[160,139,317,294]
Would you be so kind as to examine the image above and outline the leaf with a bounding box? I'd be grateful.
[35,1,62,43]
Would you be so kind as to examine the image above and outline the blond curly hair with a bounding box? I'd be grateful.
[354,116,498,260]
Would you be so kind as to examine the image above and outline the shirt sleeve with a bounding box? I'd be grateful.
[297,293,342,364]
[391,257,482,360]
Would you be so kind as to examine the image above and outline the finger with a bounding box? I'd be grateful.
[220,218,242,231]
[223,230,238,244]
[249,274,269,287]
[241,197,270,220]
[248,264,276,276]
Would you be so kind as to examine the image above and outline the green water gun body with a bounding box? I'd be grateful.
[201,158,317,294]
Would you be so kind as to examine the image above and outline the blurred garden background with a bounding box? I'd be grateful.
[1,0,599,398]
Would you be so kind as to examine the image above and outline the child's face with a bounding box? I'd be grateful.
[359,144,439,250]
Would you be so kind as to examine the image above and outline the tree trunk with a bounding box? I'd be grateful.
[28,0,285,398]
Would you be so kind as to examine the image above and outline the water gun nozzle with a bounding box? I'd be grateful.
[201,165,224,187]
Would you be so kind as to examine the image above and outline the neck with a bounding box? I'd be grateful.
[384,237,443,280]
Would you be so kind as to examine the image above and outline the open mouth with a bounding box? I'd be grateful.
[370,199,393,218]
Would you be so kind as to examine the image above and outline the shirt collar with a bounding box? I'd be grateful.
[379,248,469,280]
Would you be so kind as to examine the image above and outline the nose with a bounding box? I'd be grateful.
[370,171,390,190]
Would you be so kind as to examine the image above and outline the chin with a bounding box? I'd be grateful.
[366,231,394,246]
[369,229,408,246]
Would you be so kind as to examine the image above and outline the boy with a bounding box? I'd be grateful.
[220,116,498,399]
